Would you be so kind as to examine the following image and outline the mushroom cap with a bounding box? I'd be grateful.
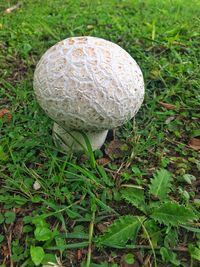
[33,36,144,131]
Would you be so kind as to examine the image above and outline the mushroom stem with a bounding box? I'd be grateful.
[52,123,108,152]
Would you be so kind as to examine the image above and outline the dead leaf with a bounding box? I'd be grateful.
[150,69,160,79]
[165,116,175,124]
[33,181,41,190]
[189,138,200,151]
[135,251,144,265]
[144,254,152,267]
[13,218,23,240]
[96,222,109,233]
[86,25,94,30]
[2,243,9,259]
[0,109,12,122]
[96,157,110,166]
[80,154,89,162]
[76,249,82,261]
[159,101,176,110]
[4,2,22,13]
[105,140,130,159]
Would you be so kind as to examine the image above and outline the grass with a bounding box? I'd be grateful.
[0,0,200,266]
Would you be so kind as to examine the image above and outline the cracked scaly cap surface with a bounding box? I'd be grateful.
[33,36,144,131]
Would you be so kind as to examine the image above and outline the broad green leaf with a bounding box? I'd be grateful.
[30,246,45,266]
[34,226,52,241]
[131,166,143,177]
[151,202,197,226]
[124,253,135,264]
[160,247,180,266]
[97,215,145,247]
[194,199,200,208]
[0,146,8,161]
[32,217,48,227]
[149,169,172,200]
[191,129,200,137]
[183,174,196,184]
[41,253,57,265]
[0,234,4,243]
[5,211,16,224]
[0,213,4,224]
[188,244,200,261]
[121,188,146,213]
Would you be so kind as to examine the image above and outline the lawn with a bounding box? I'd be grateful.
[0,0,200,266]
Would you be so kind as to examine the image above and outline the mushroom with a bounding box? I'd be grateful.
[33,36,144,152]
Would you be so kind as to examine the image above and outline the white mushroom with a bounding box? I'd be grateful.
[33,36,144,152]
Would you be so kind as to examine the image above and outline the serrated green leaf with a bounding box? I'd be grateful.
[121,188,146,213]
[30,246,45,266]
[151,202,197,226]
[65,208,81,219]
[143,219,162,247]
[164,228,178,248]
[181,225,200,233]
[97,215,145,247]
[149,169,172,200]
